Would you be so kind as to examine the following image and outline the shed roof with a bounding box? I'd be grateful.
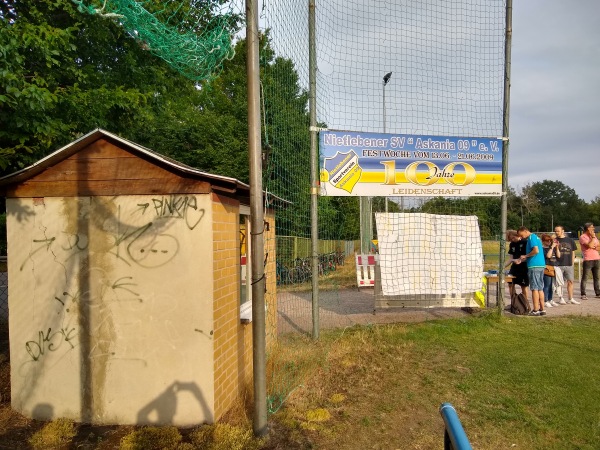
[0,129,287,206]
[0,129,250,195]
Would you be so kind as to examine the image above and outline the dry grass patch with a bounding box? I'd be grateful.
[189,423,264,450]
[119,426,182,450]
[28,418,76,449]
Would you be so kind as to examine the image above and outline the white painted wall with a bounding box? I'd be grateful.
[8,194,214,426]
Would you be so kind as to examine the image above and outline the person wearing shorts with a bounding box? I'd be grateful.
[554,225,580,304]
[504,230,529,304]
[517,226,546,316]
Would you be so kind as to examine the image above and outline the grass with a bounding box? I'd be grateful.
[482,240,501,271]
[264,314,600,449]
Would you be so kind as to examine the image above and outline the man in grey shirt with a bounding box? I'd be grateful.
[554,225,580,304]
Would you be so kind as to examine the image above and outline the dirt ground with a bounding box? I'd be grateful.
[2,281,600,447]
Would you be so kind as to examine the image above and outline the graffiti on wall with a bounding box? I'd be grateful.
[19,195,207,362]
[147,195,205,230]
[25,327,77,362]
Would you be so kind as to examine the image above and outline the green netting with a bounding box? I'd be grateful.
[72,0,240,81]
[261,0,507,414]
[70,0,508,418]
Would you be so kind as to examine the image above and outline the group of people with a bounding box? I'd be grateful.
[505,223,600,316]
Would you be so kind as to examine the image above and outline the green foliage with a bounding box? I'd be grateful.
[588,196,600,227]
[0,0,76,168]
[133,37,252,182]
[0,0,197,172]
[28,418,76,449]
[119,426,182,450]
[506,186,525,230]
[417,196,502,239]
[519,180,587,231]
[268,316,600,449]
[327,197,361,240]
[260,39,313,237]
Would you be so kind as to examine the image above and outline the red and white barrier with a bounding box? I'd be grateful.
[241,255,247,285]
[356,254,378,287]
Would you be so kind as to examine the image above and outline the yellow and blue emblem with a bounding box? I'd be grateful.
[321,150,362,194]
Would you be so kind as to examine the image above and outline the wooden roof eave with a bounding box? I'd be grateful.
[0,129,245,192]
[0,129,291,208]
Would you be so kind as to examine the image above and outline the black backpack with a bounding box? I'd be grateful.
[510,292,531,315]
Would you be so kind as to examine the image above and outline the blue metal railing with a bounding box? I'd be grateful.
[439,403,472,450]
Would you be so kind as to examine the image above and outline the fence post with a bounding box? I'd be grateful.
[439,403,472,450]
[293,236,298,261]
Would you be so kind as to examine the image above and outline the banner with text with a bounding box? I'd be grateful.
[319,130,503,197]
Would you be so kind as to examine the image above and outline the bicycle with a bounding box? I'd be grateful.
[276,260,290,285]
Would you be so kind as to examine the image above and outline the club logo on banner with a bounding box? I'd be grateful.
[319,130,503,197]
[320,150,362,193]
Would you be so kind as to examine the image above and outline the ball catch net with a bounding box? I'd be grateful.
[72,0,241,81]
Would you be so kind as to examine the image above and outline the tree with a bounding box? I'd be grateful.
[506,186,526,231]
[1,0,80,168]
[587,196,600,228]
[417,196,501,239]
[0,0,204,172]
[520,180,587,231]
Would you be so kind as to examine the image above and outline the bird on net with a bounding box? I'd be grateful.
[72,0,243,82]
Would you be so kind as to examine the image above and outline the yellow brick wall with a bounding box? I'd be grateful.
[212,193,241,420]
[264,213,277,349]
[212,192,277,421]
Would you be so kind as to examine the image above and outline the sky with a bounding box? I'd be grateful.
[260,0,600,202]
[509,0,600,202]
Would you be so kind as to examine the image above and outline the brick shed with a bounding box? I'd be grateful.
[0,129,277,426]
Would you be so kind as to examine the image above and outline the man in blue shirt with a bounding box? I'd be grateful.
[517,226,547,316]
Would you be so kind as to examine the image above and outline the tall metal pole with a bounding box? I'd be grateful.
[383,76,388,213]
[308,0,319,339]
[383,78,387,134]
[246,0,267,436]
[360,74,391,255]
[360,197,371,254]
[498,0,513,312]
